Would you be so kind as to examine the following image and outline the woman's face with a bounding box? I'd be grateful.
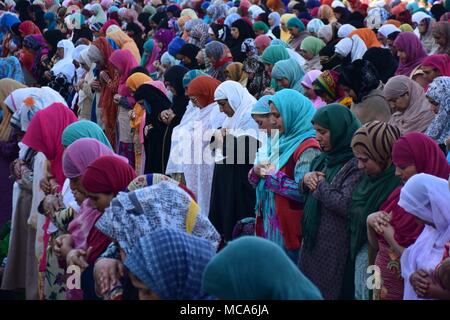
[189,95,203,108]
[426,96,440,114]
[313,123,331,152]
[421,65,440,83]
[181,55,192,67]
[165,82,177,96]
[288,26,299,37]
[254,28,265,37]
[433,31,445,47]
[302,86,316,100]
[269,102,285,134]
[334,11,342,20]
[387,39,396,55]
[256,44,266,56]
[231,27,240,39]
[388,92,410,112]
[341,85,357,101]
[217,99,235,117]
[252,114,273,131]
[128,272,160,300]
[377,33,387,46]
[209,32,217,41]
[57,47,65,59]
[395,165,417,184]
[397,49,408,63]
[318,91,334,104]
[264,63,273,76]
[354,151,383,176]
[268,17,275,27]
[81,62,90,71]
[86,191,114,213]
[69,177,87,205]
[412,74,428,88]
[300,49,313,60]
[418,20,428,34]
[276,77,290,88]
[281,22,288,32]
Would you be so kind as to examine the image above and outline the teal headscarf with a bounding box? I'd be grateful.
[269,89,316,170]
[271,58,305,93]
[182,69,209,88]
[62,120,112,149]
[261,45,290,92]
[202,236,323,300]
[141,38,155,67]
[302,104,361,250]
[286,17,305,32]
[270,39,292,48]
[251,95,272,115]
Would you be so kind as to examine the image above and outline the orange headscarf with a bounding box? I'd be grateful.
[267,0,285,13]
[385,19,402,28]
[186,76,221,107]
[349,28,381,48]
[318,5,337,24]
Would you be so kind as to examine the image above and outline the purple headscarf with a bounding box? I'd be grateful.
[394,32,428,76]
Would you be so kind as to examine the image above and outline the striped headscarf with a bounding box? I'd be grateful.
[351,120,401,170]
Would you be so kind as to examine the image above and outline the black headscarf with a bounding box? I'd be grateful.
[164,65,190,124]
[15,0,31,22]
[72,26,93,44]
[28,4,46,31]
[43,29,65,58]
[362,48,398,84]
[339,59,381,103]
[178,44,200,69]
[431,4,447,21]
[333,6,351,24]
[347,12,365,28]
[230,19,255,63]
[138,12,152,34]
[210,23,234,48]
[166,4,181,18]
[151,12,169,29]
[126,22,144,54]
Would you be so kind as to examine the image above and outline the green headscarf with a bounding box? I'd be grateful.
[201,236,323,300]
[253,21,269,33]
[182,69,209,88]
[61,120,112,149]
[141,38,155,67]
[286,17,306,32]
[261,44,290,65]
[271,58,305,93]
[300,36,326,57]
[348,121,402,260]
[143,4,157,15]
[301,104,361,250]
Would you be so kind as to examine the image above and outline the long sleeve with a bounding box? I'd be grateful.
[248,167,260,188]
[264,148,321,202]
[312,159,363,217]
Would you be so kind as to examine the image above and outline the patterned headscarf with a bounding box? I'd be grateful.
[95,181,221,254]
[124,229,216,300]
[425,76,450,145]
[241,38,257,55]
[312,70,340,102]
[188,22,210,48]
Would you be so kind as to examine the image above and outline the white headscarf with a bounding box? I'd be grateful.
[249,5,265,21]
[214,80,258,136]
[52,39,76,81]
[335,35,367,61]
[378,24,401,38]
[331,0,346,8]
[337,24,356,38]
[399,173,450,300]
[412,11,431,25]
[72,44,88,80]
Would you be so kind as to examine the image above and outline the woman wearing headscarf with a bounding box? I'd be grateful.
[139,38,160,76]
[383,75,435,135]
[204,41,233,82]
[367,132,449,300]
[42,29,65,72]
[393,32,428,77]
[362,47,399,84]
[225,62,249,87]
[174,76,225,215]
[348,28,381,48]
[280,13,296,43]
[377,24,401,48]
[125,229,216,300]
[106,26,141,62]
[209,81,259,241]
[18,21,42,38]
[91,3,107,25]
[333,3,351,24]
[125,22,144,55]
[300,36,326,72]
[412,12,438,54]
[312,70,351,107]
[432,21,450,55]
[163,65,190,129]
[398,173,450,300]
[230,19,256,63]
[209,23,234,48]
[269,12,281,38]
[425,76,450,151]
[286,17,309,53]
[22,102,77,300]
[48,40,76,101]
[44,12,57,31]
[334,34,368,63]
[300,104,363,300]
[261,44,290,80]
[19,36,47,85]
[248,89,320,261]
[133,81,173,174]
[420,54,450,85]
[301,70,326,108]
[154,28,176,60]
[271,58,305,93]
[241,38,270,98]
[306,18,325,37]
[318,4,337,24]
[188,21,210,48]
[350,121,402,300]
[177,43,201,70]
[339,59,391,125]
[202,236,323,300]
[86,37,119,149]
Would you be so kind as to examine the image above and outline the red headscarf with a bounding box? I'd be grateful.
[82,155,137,194]
[99,19,119,34]
[392,132,450,179]
[255,35,272,51]
[18,21,42,36]
[186,76,221,107]
[420,54,450,76]
[22,103,77,189]
[93,37,118,149]
[394,32,428,76]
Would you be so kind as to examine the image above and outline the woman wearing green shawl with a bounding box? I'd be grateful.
[202,236,323,300]
[271,58,305,93]
[299,104,363,300]
[286,17,309,53]
[300,36,326,72]
[248,89,320,263]
[261,45,290,92]
[350,120,402,300]
[61,120,112,149]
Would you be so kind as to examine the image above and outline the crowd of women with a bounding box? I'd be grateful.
[0,0,449,301]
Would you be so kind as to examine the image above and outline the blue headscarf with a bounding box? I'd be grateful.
[44,12,57,31]
[168,36,186,57]
[124,229,216,300]
[202,236,323,300]
[0,56,24,83]
[224,13,241,27]
[251,94,272,115]
[0,13,20,32]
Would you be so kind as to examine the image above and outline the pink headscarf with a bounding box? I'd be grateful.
[394,32,428,76]
[301,70,323,88]
[63,138,127,249]
[420,54,450,77]
[109,49,139,97]
[22,103,77,189]
[146,80,169,97]
[254,35,272,51]
[100,19,119,34]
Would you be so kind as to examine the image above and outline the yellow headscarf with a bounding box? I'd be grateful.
[399,24,414,32]
[0,79,26,141]
[280,13,296,43]
[106,28,142,62]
